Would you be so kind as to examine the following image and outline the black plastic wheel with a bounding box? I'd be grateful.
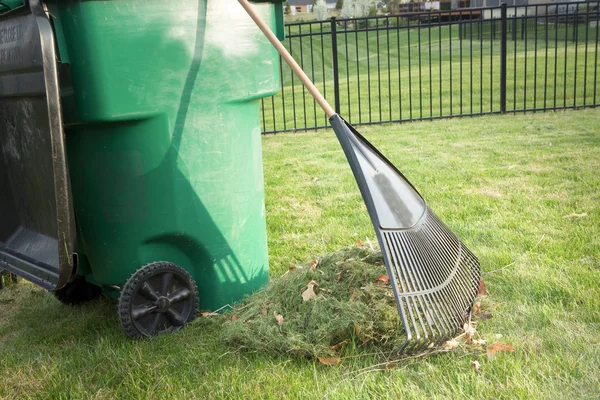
[54,275,102,305]
[118,262,199,338]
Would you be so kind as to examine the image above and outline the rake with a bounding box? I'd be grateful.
[240,0,481,352]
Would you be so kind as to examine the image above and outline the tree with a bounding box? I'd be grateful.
[341,0,375,18]
[336,0,344,9]
[313,0,329,20]
[284,1,291,14]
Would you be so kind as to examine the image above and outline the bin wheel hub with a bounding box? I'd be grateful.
[118,262,199,338]
[156,297,170,313]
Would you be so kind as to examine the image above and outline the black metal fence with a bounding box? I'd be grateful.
[260,1,600,133]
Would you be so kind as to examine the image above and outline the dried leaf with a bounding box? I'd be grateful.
[288,265,297,273]
[260,306,268,316]
[463,321,477,340]
[487,341,515,355]
[231,314,239,321]
[471,360,481,371]
[473,339,487,346]
[562,212,587,219]
[336,271,343,282]
[473,301,481,314]
[385,362,398,371]
[375,275,390,284]
[356,238,365,248]
[477,279,488,297]
[309,260,319,271]
[301,280,318,302]
[329,340,348,351]
[444,339,459,350]
[317,357,341,366]
[311,177,320,183]
[200,311,218,317]
[273,311,284,326]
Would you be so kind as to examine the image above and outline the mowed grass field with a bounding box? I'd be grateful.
[261,21,600,132]
[0,109,599,399]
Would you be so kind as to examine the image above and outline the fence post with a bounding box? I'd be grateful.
[330,17,341,115]
[500,2,507,113]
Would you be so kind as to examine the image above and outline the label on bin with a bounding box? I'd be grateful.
[0,14,41,72]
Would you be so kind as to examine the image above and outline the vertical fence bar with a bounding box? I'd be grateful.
[441,12,444,116]
[310,23,317,128]
[344,21,351,120]
[480,16,483,114]
[523,6,528,111]
[408,16,413,119]
[583,3,590,106]
[534,7,538,111]
[513,8,518,111]
[544,4,549,110]
[376,18,383,121]
[460,13,464,115]
[563,5,569,108]
[418,15,423,119]
[573,5,579,107]
[449,16,453,115]
[289,25,298,129]
[366,18,372,122]
[355,24,362,123]
[280,55,287,131]
[553,5,559,109]
[320,22,327,126]
[595,2,600,106]
[261,98,266,132]
[490,16,494,112]
[470,10,473,115]
[398,16,403,120]
[331,17,341,115]
[387,16,392,121]
[429,15,433,118]
[500,3,508,113]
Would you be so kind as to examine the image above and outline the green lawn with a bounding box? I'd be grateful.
[262,22,600,132]
[1,109,599,398]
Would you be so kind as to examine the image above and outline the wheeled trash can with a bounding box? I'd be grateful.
[0,0,284,337]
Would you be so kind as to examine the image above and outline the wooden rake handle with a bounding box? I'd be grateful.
[238,0,336,118]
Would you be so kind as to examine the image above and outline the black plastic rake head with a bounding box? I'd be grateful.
[329,116,481,352]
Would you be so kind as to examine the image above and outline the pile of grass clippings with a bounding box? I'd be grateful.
[204,247,405,359]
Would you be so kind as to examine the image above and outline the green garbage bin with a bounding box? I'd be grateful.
[0,0,284,337]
